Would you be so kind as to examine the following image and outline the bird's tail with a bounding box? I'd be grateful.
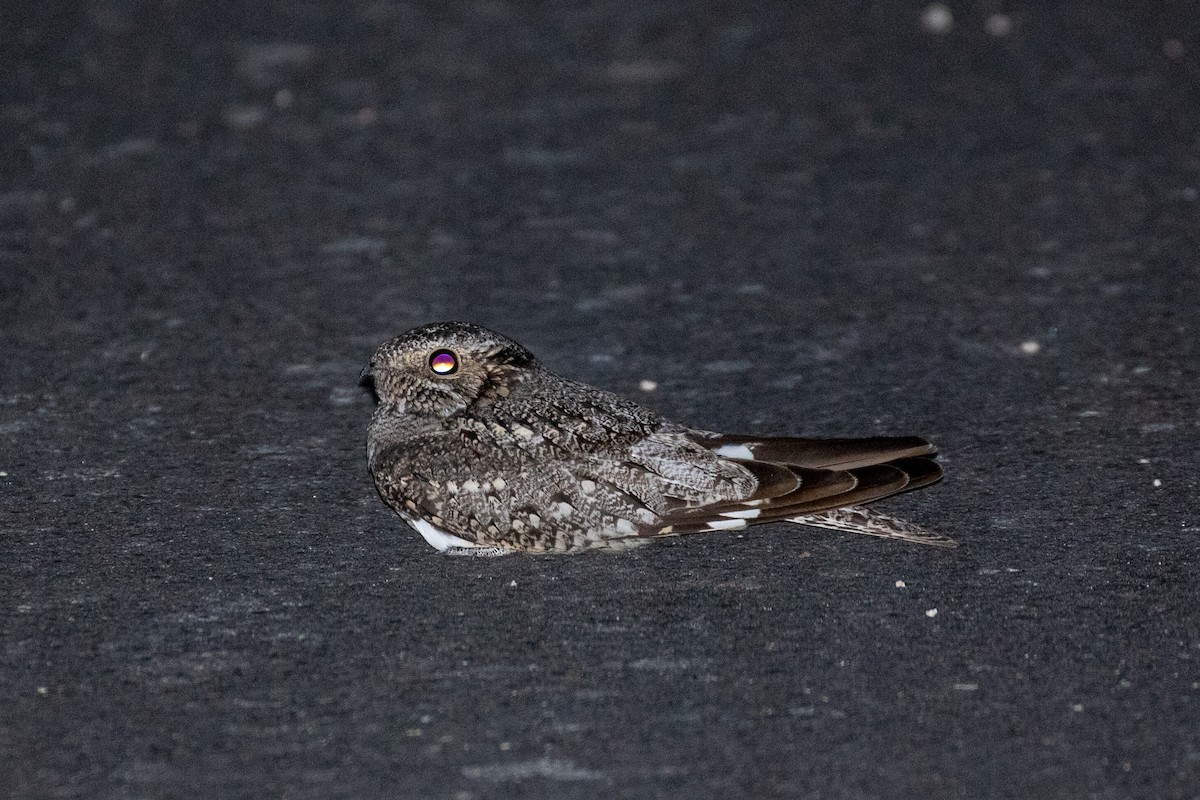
[788,506,956,548]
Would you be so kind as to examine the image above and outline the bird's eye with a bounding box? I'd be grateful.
[429,349,459,375]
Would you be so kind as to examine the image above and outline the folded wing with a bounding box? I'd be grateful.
[643,433,950,546]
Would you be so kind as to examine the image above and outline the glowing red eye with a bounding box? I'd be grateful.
[429,349,458,375]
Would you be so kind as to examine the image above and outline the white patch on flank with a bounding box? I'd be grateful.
[404,515,478,552]
[720,508,761,519]
[707,518,748,530]
[615,519,637,535]
[714,444,754,460]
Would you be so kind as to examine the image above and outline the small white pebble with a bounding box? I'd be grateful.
[0,470,8,477]
[639,379,658,392]
[499,742,512,751]
[984,13,1013,36]
[895,580,907,588]
[1153,479,1163,487]
[1072,703,1084,713]
[1137,458,1150,464]
[925,608,939,618]
[921,3,953,34]
[1020,340,1041,355]
[509,580,517,587]
[36,686,48,695]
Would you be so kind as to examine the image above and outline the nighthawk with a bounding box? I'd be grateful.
[362,321,950,556]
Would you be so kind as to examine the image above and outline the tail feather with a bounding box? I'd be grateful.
[790,506,956,548]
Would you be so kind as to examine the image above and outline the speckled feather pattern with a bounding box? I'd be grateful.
[365,322,949,554]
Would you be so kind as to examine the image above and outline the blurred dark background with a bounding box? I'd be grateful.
[2,2,1198,798]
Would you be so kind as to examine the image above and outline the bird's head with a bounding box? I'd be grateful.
[362,321,539,418]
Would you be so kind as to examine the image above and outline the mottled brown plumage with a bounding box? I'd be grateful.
[363,321,951,555]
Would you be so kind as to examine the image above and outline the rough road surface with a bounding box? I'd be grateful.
[2,2,1197,798]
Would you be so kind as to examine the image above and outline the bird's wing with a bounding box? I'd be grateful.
[637,432,945,543]
[691,432,937,469]
[370,427,754,552]
[374,427,945,551]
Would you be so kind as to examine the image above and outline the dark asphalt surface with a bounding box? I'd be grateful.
[3,1,1198,798]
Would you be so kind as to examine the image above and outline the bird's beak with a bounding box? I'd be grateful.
[359,364,375,383]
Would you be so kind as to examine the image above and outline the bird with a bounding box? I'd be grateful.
[362,321,951,556]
